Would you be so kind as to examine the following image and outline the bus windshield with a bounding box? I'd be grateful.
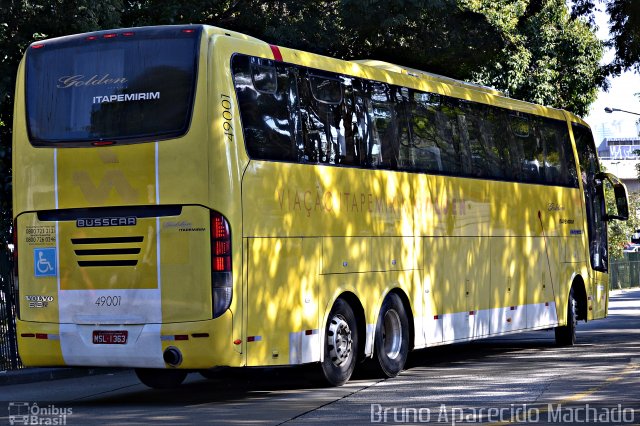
[25,26,201,146]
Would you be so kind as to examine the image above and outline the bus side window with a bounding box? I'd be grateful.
[406,91,442,172]
[370,83,405,170]
[285,65,305,163]
[435,98,464,175]
[456,113,474,175]
[369,103,396,169]
[299,72,356,165]
[337,76,363,166]
[252,64,277,94]
[492,106,526,182]
[296,71,317,162]
[539,120,579,187]
[559,124,579,187]
[508,114,542,184]
[460,102,502,179]
[355,80,384,169]
[354,80,380,168]
[231,55,297,161]
[395,87,412,171]
[407,91,463,175]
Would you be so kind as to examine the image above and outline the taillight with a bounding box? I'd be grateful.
[211,211,232,319]
[91,141,115,147]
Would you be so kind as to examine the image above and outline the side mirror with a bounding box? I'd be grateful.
[597,172,629,221]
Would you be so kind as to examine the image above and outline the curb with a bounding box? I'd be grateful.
[0,367,125,386]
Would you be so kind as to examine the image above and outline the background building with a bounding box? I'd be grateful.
[598,137,640,192]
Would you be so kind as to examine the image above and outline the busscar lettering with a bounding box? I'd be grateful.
[93,92,160,104]
[76,217,137,228]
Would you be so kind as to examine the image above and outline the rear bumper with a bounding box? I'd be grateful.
[17,313,239,369]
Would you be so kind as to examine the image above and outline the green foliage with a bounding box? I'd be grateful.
[0,0,612,245]
[606,189,640,259]
[471,0,605,117]
[572,0,640,75]
[607,0,640,74]
[121,0,250,27]
[339,0,505,78]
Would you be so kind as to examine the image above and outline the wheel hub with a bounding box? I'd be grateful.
[382,309,402,360]
[327,314,352,367]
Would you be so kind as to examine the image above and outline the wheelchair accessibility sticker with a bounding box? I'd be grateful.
[34,248,57,277]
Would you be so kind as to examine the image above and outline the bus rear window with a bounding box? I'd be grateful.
[25,26,201,146]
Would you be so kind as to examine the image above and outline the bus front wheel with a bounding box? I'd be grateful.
[555,287,577,346]
[374,293,409,377]
[321,298,359,386]
[135,368,188,389]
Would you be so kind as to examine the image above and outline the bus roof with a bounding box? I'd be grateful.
[205,23,583,125]
[27,23,590,129]
[352,59,504,97]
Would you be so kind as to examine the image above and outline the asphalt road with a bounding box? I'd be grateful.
[1,289,638,425]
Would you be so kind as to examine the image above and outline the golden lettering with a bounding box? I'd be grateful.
[57,74,128,89]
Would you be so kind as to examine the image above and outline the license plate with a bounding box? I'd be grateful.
[92,330,128,345]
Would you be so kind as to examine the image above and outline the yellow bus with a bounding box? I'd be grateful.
[12,25,628,388]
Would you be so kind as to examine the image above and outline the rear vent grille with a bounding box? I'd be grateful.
[78,260,138,267]
[72,236,144,267]
[71,236,143,245]
[74,248,141,256]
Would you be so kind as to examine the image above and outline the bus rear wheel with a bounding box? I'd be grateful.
[374,293,409,377]
[555,287,577,346]
[135,368,188,389]
[321,298,359,386]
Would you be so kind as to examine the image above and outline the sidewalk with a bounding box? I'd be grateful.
[611,287,640,294]
[0,367,124,386]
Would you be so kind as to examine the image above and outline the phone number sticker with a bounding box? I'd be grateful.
[25,226,56,245]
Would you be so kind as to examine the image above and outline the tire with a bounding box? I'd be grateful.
[555,287,577,346]
[321,298,359,386]
[374,293,409,377]
[135,368,188,389]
